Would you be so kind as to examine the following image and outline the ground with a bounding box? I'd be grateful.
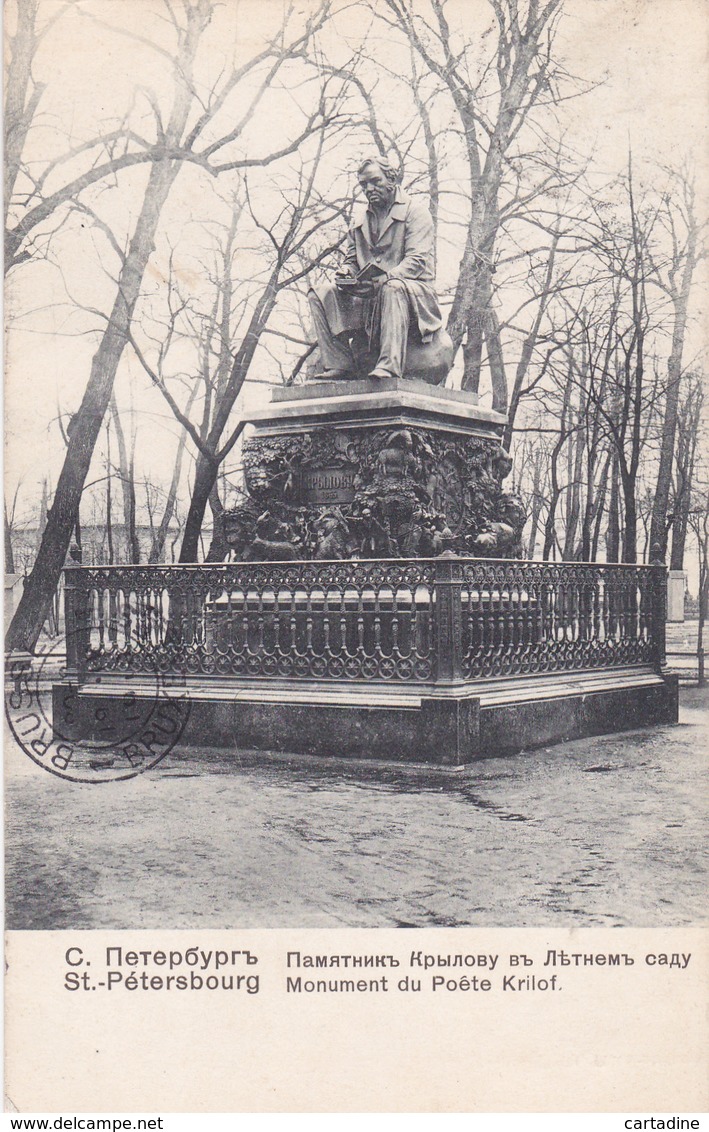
[5,667,707,929]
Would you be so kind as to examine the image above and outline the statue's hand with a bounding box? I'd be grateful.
[335,272,370,296]
[358,264,388,292]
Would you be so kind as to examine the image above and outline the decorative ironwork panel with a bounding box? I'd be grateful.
[63,558,666,687]
[459,560,662,678]
[67,560,436,684]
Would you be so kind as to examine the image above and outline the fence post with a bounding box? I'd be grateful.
[63,567,89,682]
[434,555,464,684]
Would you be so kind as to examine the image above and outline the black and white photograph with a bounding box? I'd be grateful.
[3,0,708,1114]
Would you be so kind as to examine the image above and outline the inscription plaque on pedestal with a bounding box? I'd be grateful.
[301,466,357,505]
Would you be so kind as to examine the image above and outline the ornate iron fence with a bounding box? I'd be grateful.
[459,560,663,678]
[63,558,667,686]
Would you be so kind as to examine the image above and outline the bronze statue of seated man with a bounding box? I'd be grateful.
[308,157,452,385]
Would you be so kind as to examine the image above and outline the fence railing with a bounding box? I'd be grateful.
[63,558,667,686]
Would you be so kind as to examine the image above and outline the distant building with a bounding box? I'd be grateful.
[8,524,183,575]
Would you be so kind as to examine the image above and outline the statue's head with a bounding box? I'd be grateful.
[357,156,399,210]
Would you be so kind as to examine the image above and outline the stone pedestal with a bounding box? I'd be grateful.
[667,570,685,622]
[223,378,525,561]
[48,377,680,769]
[54,668,678,766]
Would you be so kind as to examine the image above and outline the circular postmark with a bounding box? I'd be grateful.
[5,632,191,783]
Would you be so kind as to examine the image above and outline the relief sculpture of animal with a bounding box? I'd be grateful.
[246,513,302,561]
[247,537,300,561]
[376,429,418,480]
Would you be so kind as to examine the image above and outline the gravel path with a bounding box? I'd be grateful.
[5,687,707,929]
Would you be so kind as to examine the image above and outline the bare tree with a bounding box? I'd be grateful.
[671,374,705,572]
[648,170,705,558]
[5,0,168,272]
[148,389,200,563]
[512,173,664,563]
[4,479,28,574]
[7,0,335,651]
[688,487,709,687]
[4,506,17,575]
[379,0,584,406]
[540,353,577,560]
[566,163,661,562]
[8,0,213,649]
[109,394,139,563]
[128,130,351,562]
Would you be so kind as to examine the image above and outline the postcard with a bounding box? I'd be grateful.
[4,0,707,1115]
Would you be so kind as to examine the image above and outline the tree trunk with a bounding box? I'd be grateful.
[7,171,175,649]
[670,509,689,572]
[148,418,193,564]
[543,357,573,559]
[563,397,585,561]
[620,468,638,563]
[585,448,611,562]
[525,449,545,559]
[179,452,215,564]
[440,5,560,397]
[606,454,621,563]
[461,303,484,398]
[4,0,41,235]
[36,478,49,551]
[484,297,507,414]
[105,421,114,566]
[670,379,702,571]
[649,187,698,559]
[205,483,226,562]
[409,48,438,269]
[542,432,566,562]
[4,503,16,574]
[697,515,708,686]
[111,394,139,563]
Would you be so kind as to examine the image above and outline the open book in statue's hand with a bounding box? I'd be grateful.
[335,261,388,295]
